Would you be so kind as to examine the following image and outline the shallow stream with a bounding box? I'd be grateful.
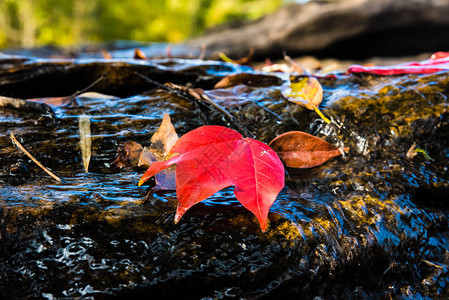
[0,54,448,298]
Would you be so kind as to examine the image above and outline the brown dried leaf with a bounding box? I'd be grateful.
[406,142,418,159]
[214,73,284,89]
[149,114,178,158]
[101,50,112,59]
[134,48,148,60]
[268,131,348,168]
[284,54,305,74]
[234,47,254,65]
[113,141,143,168]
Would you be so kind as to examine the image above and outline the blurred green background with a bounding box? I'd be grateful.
[0,0,288,49]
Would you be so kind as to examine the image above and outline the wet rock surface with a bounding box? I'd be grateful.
[0,55,449,299]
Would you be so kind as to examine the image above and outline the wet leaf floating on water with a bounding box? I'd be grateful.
[281,77,331,124]
[137,147,153,168]
[138,125,285,231]
[79,115,91,172]
[214,73,284,89]
[348,51,449,75]
[268,131,349,169]
[28,92,114,108]
[203,85,255,108]
[281,77,322,110]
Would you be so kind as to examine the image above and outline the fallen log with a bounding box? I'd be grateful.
[188,0,449,59]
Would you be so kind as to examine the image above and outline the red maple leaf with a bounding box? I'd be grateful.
[138,126,285,231]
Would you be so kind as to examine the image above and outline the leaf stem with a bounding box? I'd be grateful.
[218,52,237,64]
[312,105,331,124]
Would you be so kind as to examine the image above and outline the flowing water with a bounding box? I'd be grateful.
[0,55,448,299]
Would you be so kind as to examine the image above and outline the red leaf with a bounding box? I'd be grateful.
[269,131,348,168]
[348,52,449,75]
[138,126,284,231]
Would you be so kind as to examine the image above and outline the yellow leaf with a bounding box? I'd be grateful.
[282,77,331,124]
[286,77,323,110]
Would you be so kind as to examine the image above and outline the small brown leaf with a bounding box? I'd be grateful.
[149,114,178,158]
[234,47,254,65]
[113,141,143,168]
[268,131,348,168]
[101,50,112,59]
[406,142,417,159]
[134,48,148,60]
[284,54,305,74]
[214,73,284,89]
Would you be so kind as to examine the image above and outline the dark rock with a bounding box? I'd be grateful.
[188,0,449,59]
[0,55,250,98]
